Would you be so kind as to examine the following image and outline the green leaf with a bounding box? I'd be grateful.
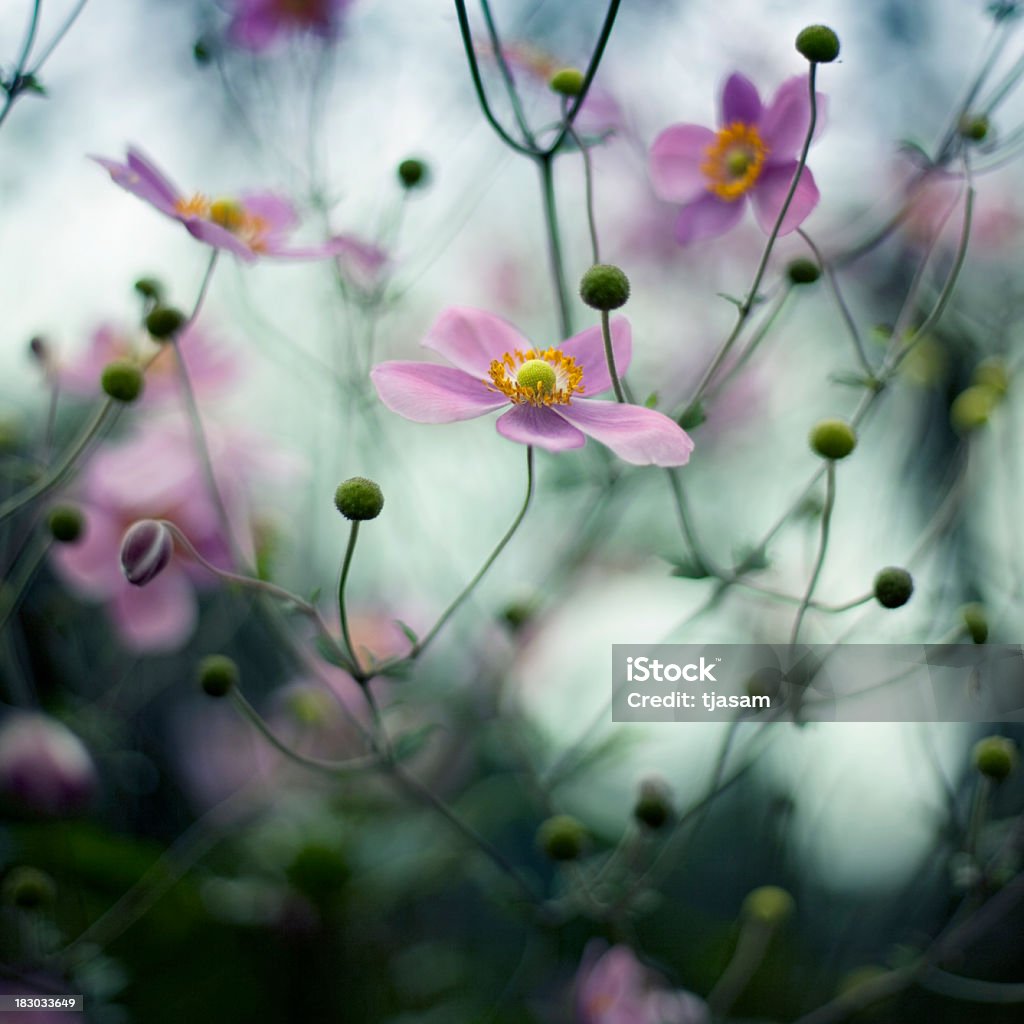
[392,723,441,763]
[733,545,770,573]
[678,402,706,430]
[667,555,710,580]
[644,392,659,409]
[315,635,349,669]
[395,619,418,645]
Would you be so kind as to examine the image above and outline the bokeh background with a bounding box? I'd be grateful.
[1,0,1024,1021]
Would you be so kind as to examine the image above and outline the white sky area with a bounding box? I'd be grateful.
[1,0,1019,891]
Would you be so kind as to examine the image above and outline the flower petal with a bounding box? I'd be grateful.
[49,506,124,598]
[184,218,260,262]
[91,155,180,217]
[371,361,506,423]
[674,193,746,245]
[496,405,586,451]
[750,162,819,235]
[240,192,299,234]
[557,400,695,466]
[423,307,530,377]
[721,73,762,126]
[759,75,826,158]
[649,124,717,205]
[559,317,632,397]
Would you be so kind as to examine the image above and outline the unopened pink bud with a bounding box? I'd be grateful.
[120,519,173,586]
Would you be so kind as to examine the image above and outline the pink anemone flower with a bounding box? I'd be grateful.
[371,308,694,467]
[650,72,823,245]
[92,147,363,264]
[227,0,353,52]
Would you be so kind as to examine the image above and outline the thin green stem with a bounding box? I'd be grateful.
[542,0,622,156]
[380,446,535,672]
[790,460,837,646]
[564,103,600,264]
[452,0,537,156]
[538,154,572,338]
[337,521,362,673]
[479,0,535,148]
[0,530,51,639]
[707,919,775,1017]
[600,311,626,403]
[27,0,88,73]
[231,689,379,777]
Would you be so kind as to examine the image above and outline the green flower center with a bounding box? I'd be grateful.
[516,359,557,394]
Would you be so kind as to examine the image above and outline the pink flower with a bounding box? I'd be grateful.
[575,943,709,1024]
[371,309,694,467]
[50,417,287,652]
[92,147,363,263]
[227,0,353,52]
[58,321,239,404]
[650,73,823,245]
[0,713,98,819]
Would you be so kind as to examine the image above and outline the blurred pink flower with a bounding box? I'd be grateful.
[50,416,293,652]
[650,73,823,245]
[227,0,354,51]
[58,321,239,404]
[372,308,694,467]
[93,147,365,263]
[0,713,98,818]
[575,943,709,1024]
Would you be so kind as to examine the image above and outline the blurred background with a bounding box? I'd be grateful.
[1,0,1023,1020]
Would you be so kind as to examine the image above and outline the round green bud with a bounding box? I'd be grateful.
[743,884,794,927]
[397,158,429,190]
[501,600,534,631]
[536,814,588,861]
[101,360,144,403]
[972,735,1017,781]
[145,306,187,341]
[193,38,213,65]
[873,566,914,609]
[47,504,86,545]
[334,477,385,521]
[796,24,841,63]
[549,67,586,97]
[809,418,857,460]
[2,866,56,910]
[633,776,674,830]
[134,277,164,302]
[951,386,997,433]
[962,603,988,644]
[516,359,557,394]
[959,114,990,142]
[787,258,821,285]
[579,264,631,311]
[973,358,1009,397]
[198,654,238,698]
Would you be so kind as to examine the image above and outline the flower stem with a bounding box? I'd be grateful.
[538,153,573,338]
[379,445,535,673]
[337,521,362,673]
[600,311,626,403]
[789,459,837,647]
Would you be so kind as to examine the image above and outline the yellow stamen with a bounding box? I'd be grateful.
[701,122,768,201]
[173,192,271,252]
[488,347,584,406]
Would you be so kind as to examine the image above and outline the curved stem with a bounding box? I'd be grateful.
[600,311,626,403]
[564,103,601,264]
[381,445,535,671]
[479,0,535,148]
[790,460,837,646]
[337,521,362,673]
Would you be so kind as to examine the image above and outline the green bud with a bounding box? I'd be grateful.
[973,358,1009,397]
[962,603,988,644]
[873,567,913,609]
[796,24,841,63]
[786,258,821,285]
[334,477,385,521]
[193,38,213,65]
[633,776,674,830]
[579,264,631,311]
[536,814,588,861]
[134,277,164,302]
[198,655,238,698]
[549,67,586,97]
[972,735,1017,781]
[2,866,56,910]
[397,158,429,190]
[743,885,794,927]
[101,360,144,403]
[145,306,187,341]
[959,114,990,142]
[951,385,997,432]
[47,504,86,545]
[809,418,857,460]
